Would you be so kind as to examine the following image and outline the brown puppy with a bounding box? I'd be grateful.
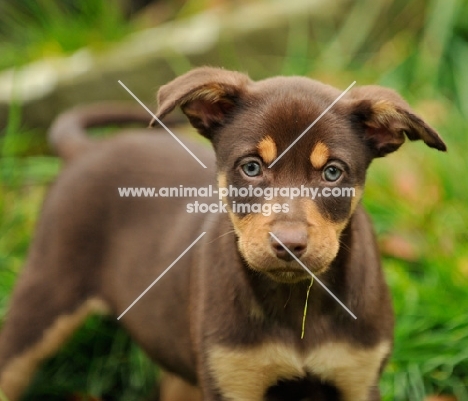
[0,67,446,401]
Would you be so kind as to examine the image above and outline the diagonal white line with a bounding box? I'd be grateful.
[118,80,207,168]
[269,232,357,320]
[117,232,206,320]
[268,81,356,168]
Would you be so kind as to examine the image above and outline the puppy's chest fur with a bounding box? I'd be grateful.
[195,231,386,400]
[208,339,390,401]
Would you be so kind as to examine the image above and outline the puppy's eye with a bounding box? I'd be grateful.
[241,161,262,177]
[322,165,342,182]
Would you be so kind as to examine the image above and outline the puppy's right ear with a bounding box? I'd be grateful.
[153,67,252,139]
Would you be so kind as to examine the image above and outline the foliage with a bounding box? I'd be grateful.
[0,0,129,70]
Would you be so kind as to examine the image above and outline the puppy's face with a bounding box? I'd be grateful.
[214,80,367,283]
[155,68,446,283]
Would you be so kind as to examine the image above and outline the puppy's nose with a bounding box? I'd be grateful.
[270,228,307,261]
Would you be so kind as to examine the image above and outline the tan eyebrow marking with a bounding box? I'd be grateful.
[257,136,277,164]
[310,141,330,169]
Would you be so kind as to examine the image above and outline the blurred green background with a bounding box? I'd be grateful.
[0,0,467,400]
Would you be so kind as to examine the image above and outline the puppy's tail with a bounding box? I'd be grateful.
[48,103,152,161]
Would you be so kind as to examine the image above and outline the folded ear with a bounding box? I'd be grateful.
[153,67,252,139]
[349,85,446,157]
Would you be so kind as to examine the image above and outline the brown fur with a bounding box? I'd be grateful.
[0,67,446,401]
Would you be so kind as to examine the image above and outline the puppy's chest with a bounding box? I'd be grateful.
[208,339,390,401]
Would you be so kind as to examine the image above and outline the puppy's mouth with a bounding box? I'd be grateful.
[271,267,305,273]
[266,270,309,284]
[264,265,312,283]
[242,251,330,283]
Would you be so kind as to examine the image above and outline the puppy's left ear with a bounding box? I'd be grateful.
[152,67,252,139]
[348,85,447,157]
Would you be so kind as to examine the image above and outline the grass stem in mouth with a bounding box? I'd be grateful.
[301,277,314,339]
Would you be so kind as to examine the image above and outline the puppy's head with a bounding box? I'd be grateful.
[155,67,446,283]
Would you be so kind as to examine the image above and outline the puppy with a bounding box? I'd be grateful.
[0,67,446,401]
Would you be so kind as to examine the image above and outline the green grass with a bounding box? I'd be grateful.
[364,109,468,400]
[22,317,158,401]
[1,0,468,400]
[0,0,130,70]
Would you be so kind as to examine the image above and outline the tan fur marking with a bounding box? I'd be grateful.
[186,84,229,105]
[228,209,276,273]
[371,100,435,146]
[228,192,364,278]
[0,298,109,401]
[218,172,228,204]
[159,371,202,401]
[228,210,255,238]
[220,170,269,265]
[370,100,410,130]
[257,136,277,164]
[300,199,343,272]
[181,84,236,127]
[228,197,346,277]
[371,100,398,117]
[208,341,390,401]
[305,341,391,401]
[217,172,231,210]
[310,142,330,169]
